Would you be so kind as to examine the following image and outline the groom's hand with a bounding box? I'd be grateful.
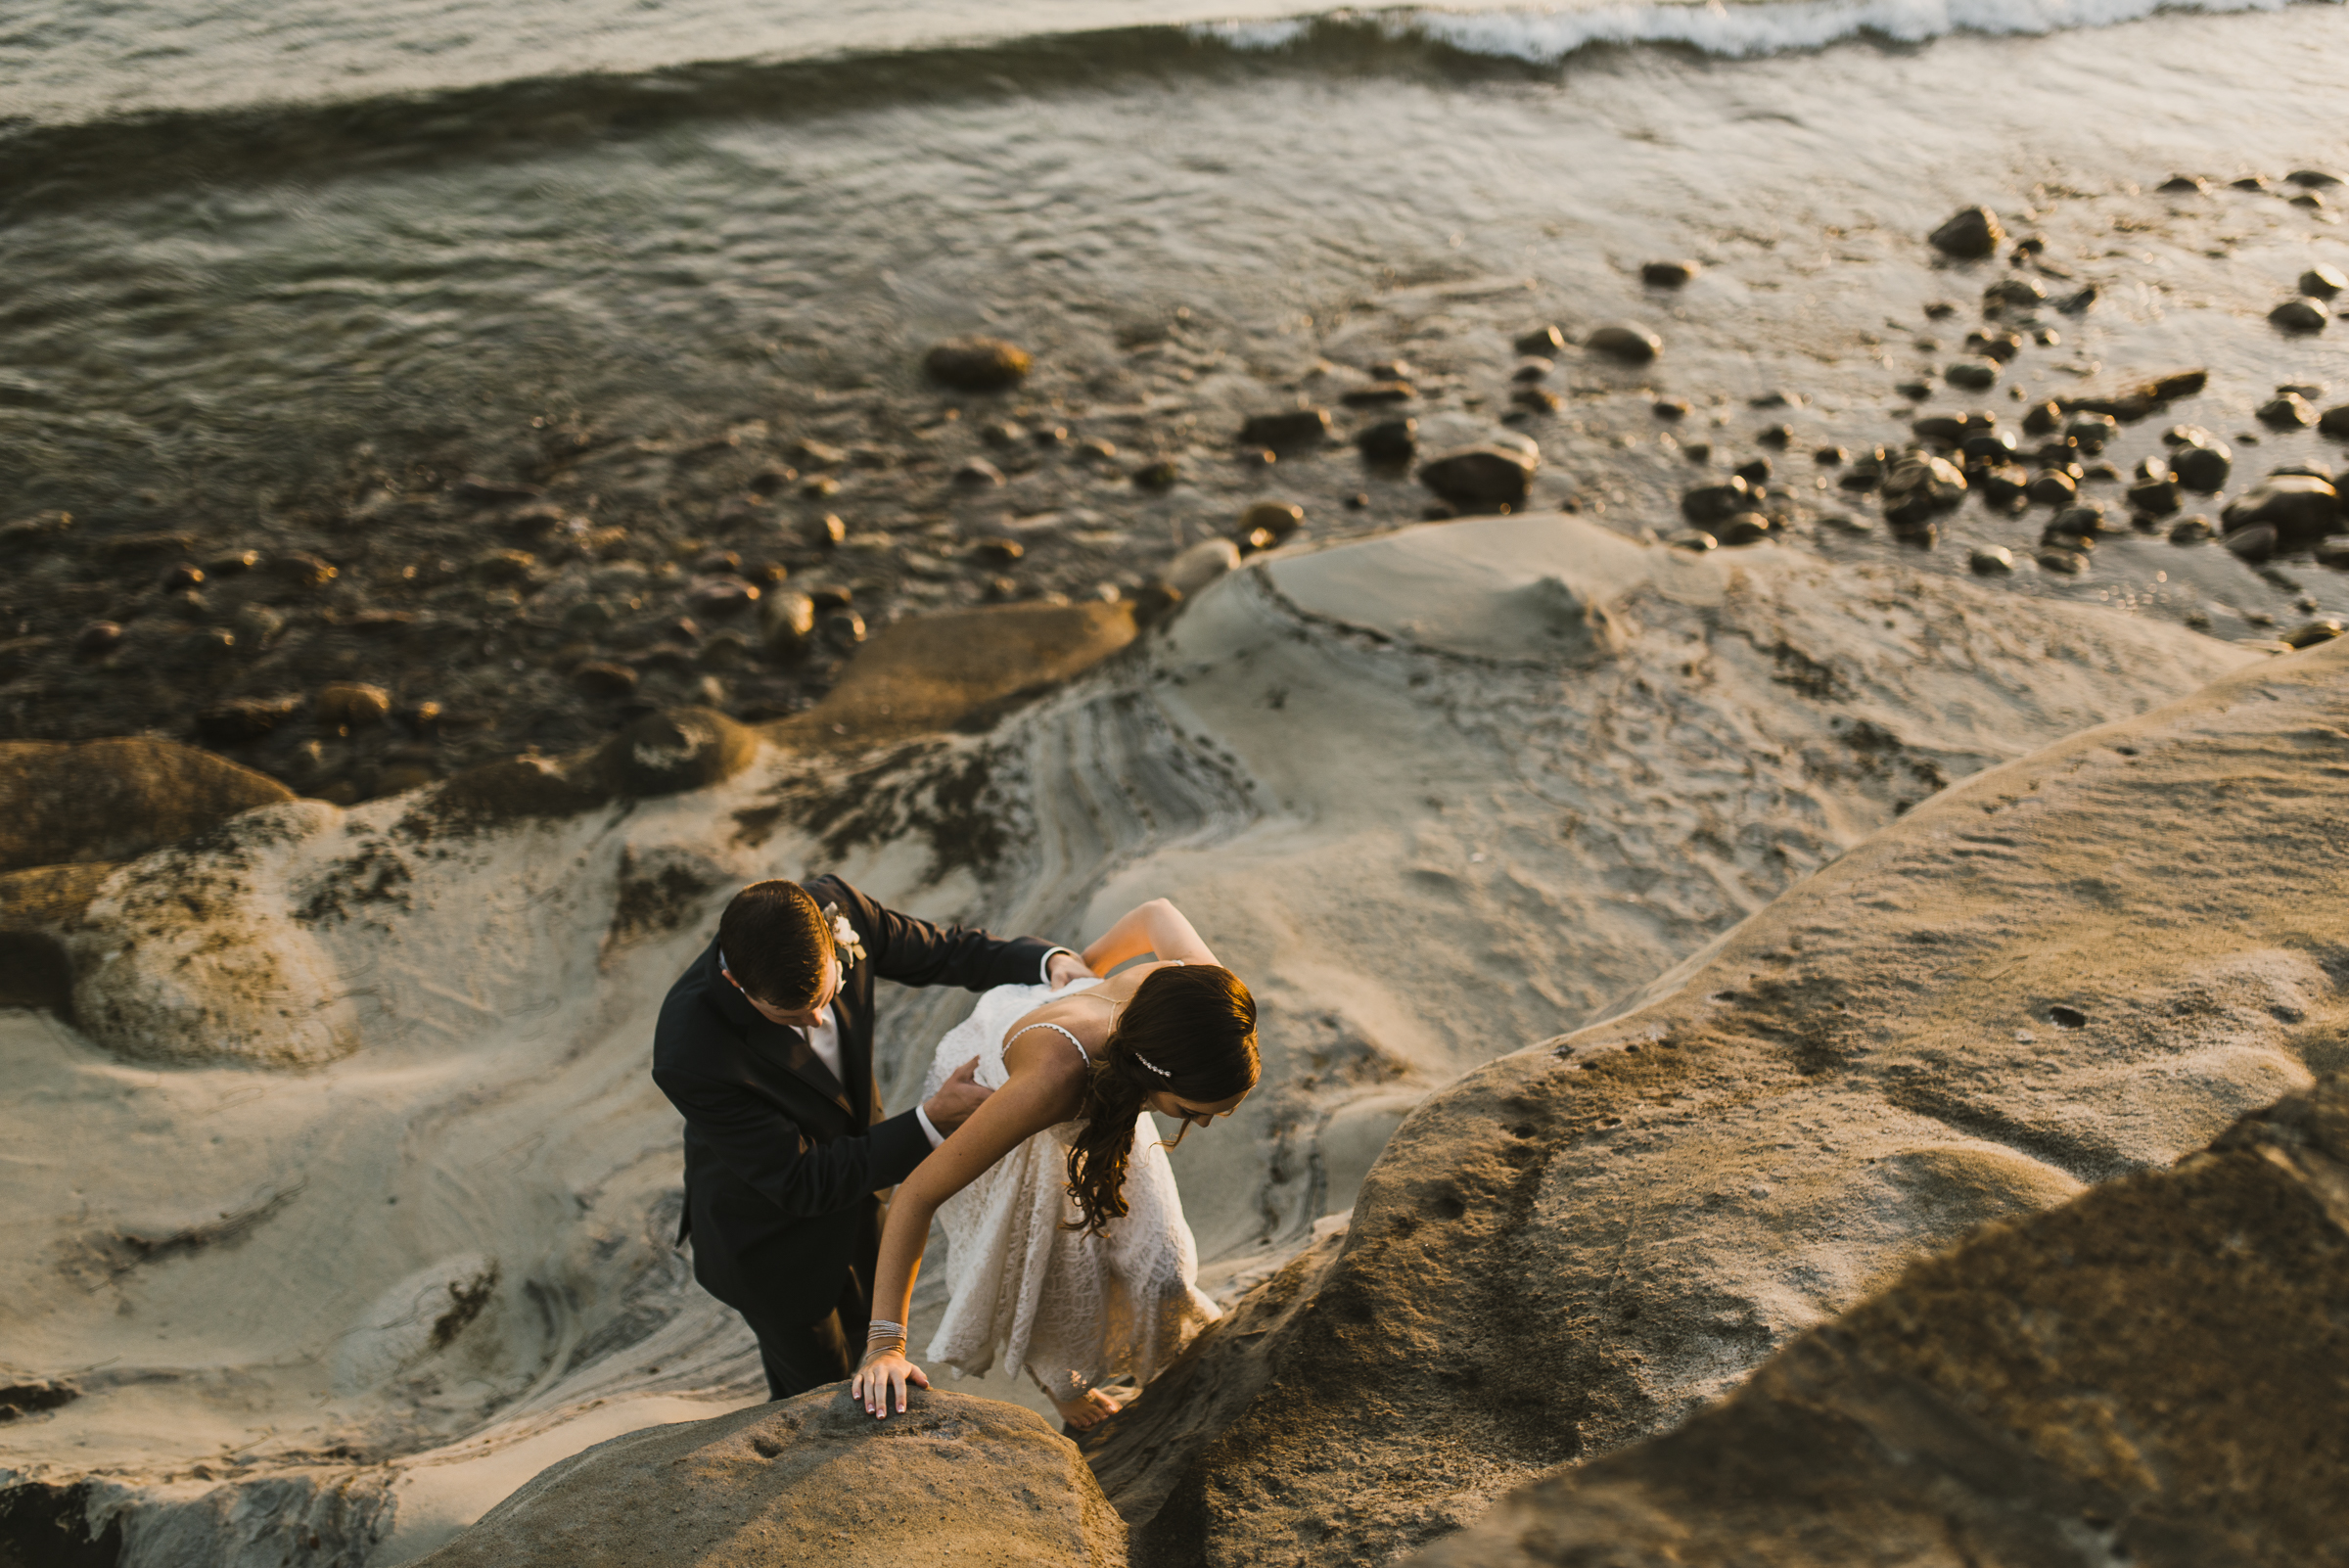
[924,1057,991,1134]
[1046,950,1094,989]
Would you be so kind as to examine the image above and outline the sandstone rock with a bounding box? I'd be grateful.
[588,708,759,798]
[1411,1074,2349,1568]
[924,336,1032,392]
[0,738,294,874]
[768,601,1135,746]
[1586,323,1662,363]
[1418,444,1538,509]
[414,1388,1126,1568]
[1101,631,2336,1566]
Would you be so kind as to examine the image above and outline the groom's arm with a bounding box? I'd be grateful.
[804,873,1069,992]
[655,1066,932,1218]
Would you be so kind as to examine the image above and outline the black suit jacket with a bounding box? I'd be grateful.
[651,873,1059,1331]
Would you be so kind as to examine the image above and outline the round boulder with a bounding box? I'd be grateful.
[923,336,1032,392]
[413,1388,1127,1568]
[0,738,294,874]
[592,708,760,799]
[1418,443,1539,509]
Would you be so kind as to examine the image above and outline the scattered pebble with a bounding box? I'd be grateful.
[2282,619,2343,648]
[1356,418,1418,463]
[1641,259,1702,288]
[1652,398,1691,421]
[2301,265,2348,299]
[2270,299,2329,333]
[1946,358,2001,390]
[1929,206,2004,259]
[1132,459,1180,490]
[1420,443,1539,509]
[316,682,392,729]
[572,661,640,698]
[2260,392,2317,429]
[1513,325,1566,355]
[954,458,1006,487]
[1587,324,1663,363]
[2169,516,2216,544]
[1238,409,1332,448]
[1969,545,2015,575]
[924,336,1033,391]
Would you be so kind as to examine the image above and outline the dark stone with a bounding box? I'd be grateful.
[810,513,847,548]
[1977,465,2031,507]
[686,576,760,618]
[953,458,1006,487]
[1734,458,1773,485]
[1420,444,1539,509]
[2224,522,2279,563]
[1665,530,1718,552]
[1968,545,2014,575]
[2261,392,2317,429]
[1815,446,1848,465]
[2282,619,2342,649]
[1960,431,2018,462]
[2222,476,2341,548]
[2148,368,2209,401]
[2318,404,2349,439]
[1341,382,1416,406]
[1911,413,1994,445]
[72,622,121,660]
[2064,412,2119,451]
[808,585,853,612]
[1131,459,1180,491]
[1880,452,1967,529]
[1511,358,1554,383]
[2302,265,2349,299]
[1982,276,2047,309]
[2127,477,2181,517]
[195,697,301,744]
[759,592,816,658]
[2288,168,2348,187]
[1963,329,2024,363]
[2158,173,2211,193]
[2021,400,2062,436]
[2050,504,2109,538]
[268,551,338,588]
[2171,440,2232,493]
[923,336,1032,392]
[1944,359,1999,390]
[1641,259,1701,287]
[2270,299,2329,333]
[571,662,638,698]
[822,610,867,650]
[1681,478,1753,524]
[2054,285,2099,315]
[1238,502,1307,547]
[2314,537,2349,569]
[972,537,1026,565]
[2169,516,2216,544]
[1238,409,1332,449]
[1893,380,1931,402]
[1356,419,1418,463]
[1586,324,1662,363]
[1716,514,1772,547]
[1652,399,1690,421]
[315,682,392,729]
[1512,325,1566,356]
[1757,425,1791,449]
[161,562,204,592]
[2035,545,2088,575]
[1510,387,1560,414]
[1929,207,2004,258]
[2026,469,2077,506]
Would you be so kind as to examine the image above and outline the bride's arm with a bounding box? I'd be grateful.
[1079,898,1220,974]
[851,1059,1071,1417]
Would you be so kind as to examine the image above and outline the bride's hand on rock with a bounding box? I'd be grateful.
[852,1349,929,1418]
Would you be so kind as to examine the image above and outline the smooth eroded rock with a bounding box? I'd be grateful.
[1929,206,2004,258]
[1586,323,1662,363]
[1411,1074,2349,1568]
[923,336,1033,392]
[416,1387,1127,1568]
[0,738,294,874]
[1418,442,1539,509]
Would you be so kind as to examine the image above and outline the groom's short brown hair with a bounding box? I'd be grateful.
[716,881,834,1008]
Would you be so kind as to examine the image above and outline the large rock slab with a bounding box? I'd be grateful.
[0,736,291,873]
[1102,632,2349,1564]
[1413,1073,2349,1567]
[417,1387,1126,1567]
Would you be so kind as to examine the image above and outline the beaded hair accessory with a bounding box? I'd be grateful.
[1130,1051,1174,1079]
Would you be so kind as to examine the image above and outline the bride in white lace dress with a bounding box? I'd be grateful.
[850,898,1259,1429]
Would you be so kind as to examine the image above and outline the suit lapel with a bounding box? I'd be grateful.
[749,1016,852,1118]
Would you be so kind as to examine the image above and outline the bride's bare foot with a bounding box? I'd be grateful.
[1053,1389,1120,1429]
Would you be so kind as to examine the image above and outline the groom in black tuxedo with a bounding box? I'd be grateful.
[652,874,1088,1401]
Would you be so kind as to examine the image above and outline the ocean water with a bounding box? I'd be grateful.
[4,0,2348,600]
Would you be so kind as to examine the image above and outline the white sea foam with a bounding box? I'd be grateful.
[1196,0,2315,62]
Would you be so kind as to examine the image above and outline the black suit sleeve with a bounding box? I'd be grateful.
[806,874,1058,992]
[654,1067,933,1218]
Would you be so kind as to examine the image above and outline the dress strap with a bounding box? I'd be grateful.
[1005,1020,1090,1065]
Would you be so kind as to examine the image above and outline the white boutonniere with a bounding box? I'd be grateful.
[821,902,868,968]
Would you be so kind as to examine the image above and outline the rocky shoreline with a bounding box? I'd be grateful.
[7,172,2349,804]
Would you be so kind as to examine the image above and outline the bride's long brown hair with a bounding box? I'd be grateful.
[1064,964,1258,1238]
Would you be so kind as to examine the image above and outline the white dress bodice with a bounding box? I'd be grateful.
[918,980,1219,1399]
